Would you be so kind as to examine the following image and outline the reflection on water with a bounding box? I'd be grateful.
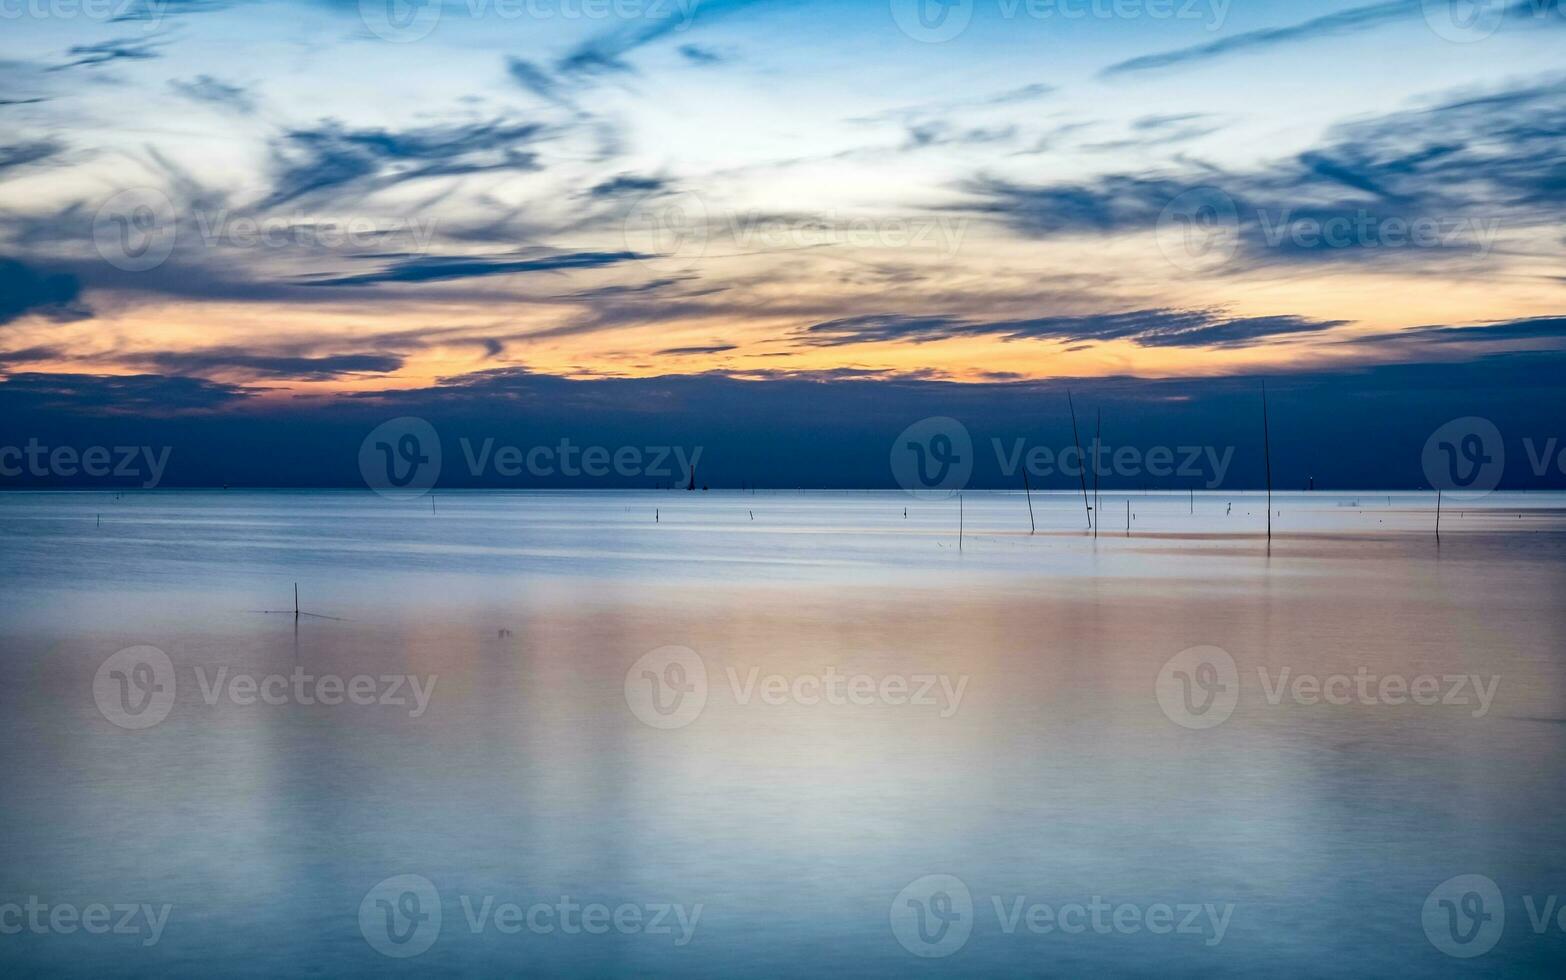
[1,491,1564,976]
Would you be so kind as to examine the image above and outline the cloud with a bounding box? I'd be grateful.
[0,258,89,326]
[856,83,1055,124]
[1346,315,1566,350]
[1102,0,1418,76]
[656,344,737,355]
[0,139,63,175]
[799,309,1347,349]
[128,350,405,380]
[49,37,166,72]
[1102,0,1566,77]
[959,174,1187,236]
[678,44,726,65]
[555,0,769,77]
[505,57,562,102]
[5,351,1565,488]
[0,345,65,365]
[169,75,256,114]
[0,372,252,413]
[262,117,548,207]
[902,123,1016,151]
[111,0,237,21]
[960,76,1566,268]
[586,174,666,198]
[298,250,644,286]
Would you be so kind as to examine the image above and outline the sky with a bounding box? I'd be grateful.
[1,0,1564,487]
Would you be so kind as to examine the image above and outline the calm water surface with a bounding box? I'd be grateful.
[1,490,1564,977]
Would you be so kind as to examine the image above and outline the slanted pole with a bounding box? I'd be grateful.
[1068,390,1090,531]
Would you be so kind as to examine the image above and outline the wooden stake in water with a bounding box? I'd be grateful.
[1126,499,1130,536]
[294,583,299,620]
[1068,390,1090,531]
[1261,379,1273,541]
[1022,468,1035,534]
[1436,489,1442,542]
[1093,409,1102,540]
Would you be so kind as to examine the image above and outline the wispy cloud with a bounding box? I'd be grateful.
[961,76,1566,269]
[48,36,166,72]
[1102,0,1419,76]
[128,349,405,380]
[799,309,1347,349]
[262,118,548,206]
[298,250,644,287]
[0,139,64,175]
[169,75,256,113]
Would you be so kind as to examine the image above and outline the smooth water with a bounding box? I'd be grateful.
[2,490,1564,977]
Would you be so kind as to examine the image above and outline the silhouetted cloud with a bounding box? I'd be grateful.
[130,350,405,380]
[299,250,644,286]
[800,309,1346,349]
[0,345,65,365]
[656,344,737,355]
[0,372,252,413]
[0,258,89,326]
[5,343,1565,488]
[1347,315,1566,349]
